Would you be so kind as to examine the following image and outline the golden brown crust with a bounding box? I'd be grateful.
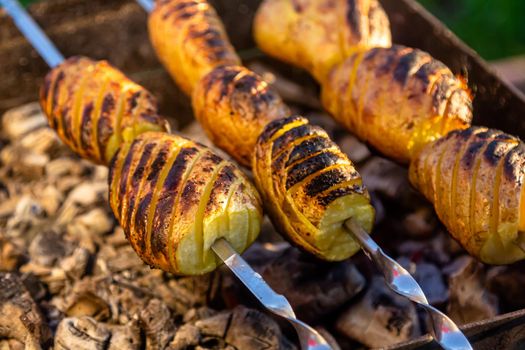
[253,116,374,260]
[148,0,241,96]
[254,0,391,80]
[409,127,525,264]
[322,46,473,163]
[192,65,290,166]
[39,56,169,165]
[109,132,263,275]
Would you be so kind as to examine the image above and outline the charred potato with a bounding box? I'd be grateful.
[39,56,168,165]
[148,0,241,95]
[254,0,391,81]
[322,46,473,163]
[409,127,525,264]
[192,65,290,167]
[253,116,375,260]
[109,132,262,275]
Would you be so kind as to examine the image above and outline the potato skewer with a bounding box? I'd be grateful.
[143,0,373,270]
[137,1,471,348]
[1,0,260,275]
[253,0,525,266]
[0,3,332,347]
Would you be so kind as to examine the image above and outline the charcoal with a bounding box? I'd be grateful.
[168,324,201,350]
[336,277,421,348]
[334,133,371,164]
[5,195,46,238]
[248,61,321,110]
[183,307,219,323]
[59,247,91,280]
[195,306,297,350]
[0,272,51,349]
[139,299,177,350]
[487,262,525,311]
[445,256,499,324]
[62,287,112,321]
[401,207,437,238]
[1,103,47,141]
[28,231,67,267]
[259,247,366,322]
[0,236,25,271]
[397,232,456,266]
[360,158,410,199]
[38,184,64,217]
[223,243,366,323]
[54,316,141,350]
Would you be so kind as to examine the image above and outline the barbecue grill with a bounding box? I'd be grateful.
[1,1,524,349]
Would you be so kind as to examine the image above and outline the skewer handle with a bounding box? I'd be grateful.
[345,218,473,350]
[0,0,64,67]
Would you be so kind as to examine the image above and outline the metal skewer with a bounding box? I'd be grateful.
[212,239,331,350]
[0,1,331,349]
[346,219,472,350]
[135,1,473,349]
[0,0,63,67]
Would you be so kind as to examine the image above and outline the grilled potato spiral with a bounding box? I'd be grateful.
[148,0,241,96]
[109,132,262,275]
[253,116,375,260]
[322,46,473,163]
[192,65,290,166]
[409,127,525,264]
[39,56,168,165]
[254,0,392,81]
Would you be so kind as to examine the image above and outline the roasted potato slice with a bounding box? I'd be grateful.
[409,127,525,264]
[322,46,473,163]
[39,56,168,165]
[253,116,375,260]
[109,132,262,275]
[254,0,391,81]
[192,65,289,166]
[148,0,241,95]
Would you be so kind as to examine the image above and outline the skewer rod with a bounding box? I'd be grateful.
[212,238,331,350]
[1,0,64,67]
[212,238,295,313]
[136,0,154,13]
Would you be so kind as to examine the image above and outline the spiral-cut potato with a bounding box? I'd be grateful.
[322,46,473,163]
[148,0,241,96]
[409,127,525,264]
[192,65,290,166]
[253,116,374,260]
[254,0,391,81]
[39,56,168,165]
[109,132,262,275]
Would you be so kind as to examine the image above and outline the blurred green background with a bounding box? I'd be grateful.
[418,0,525,60]
[19,0,525,60]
